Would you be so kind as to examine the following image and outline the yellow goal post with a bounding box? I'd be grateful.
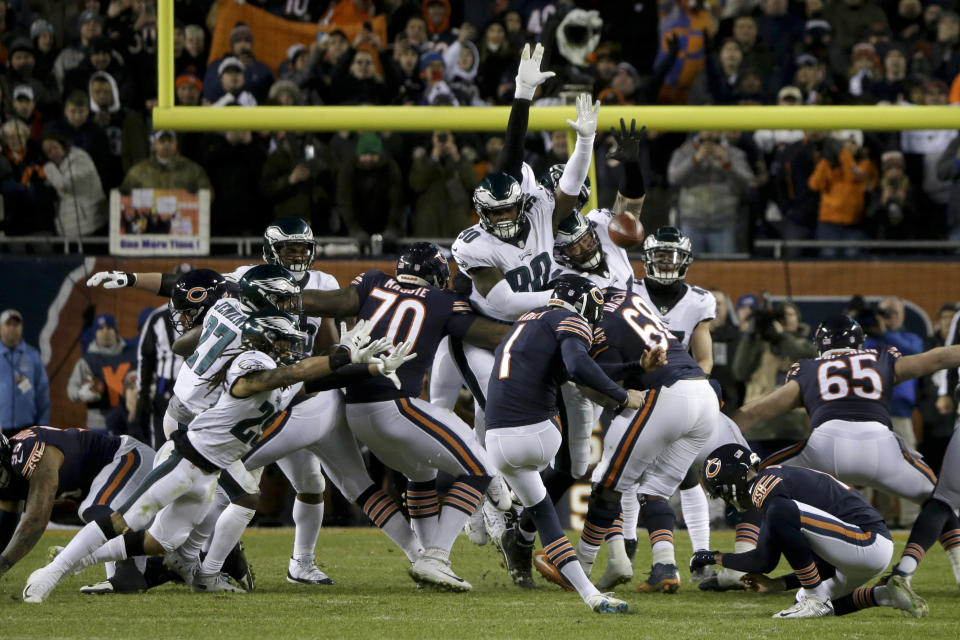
[153,0,960,212]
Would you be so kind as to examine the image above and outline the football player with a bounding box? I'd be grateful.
[22,309,406,603]
[558,288,718,596]
[733,314,960,592]
[0,429,155,591]
[301,242,512,591]
[693,443,928,619]
[485,276,652,613]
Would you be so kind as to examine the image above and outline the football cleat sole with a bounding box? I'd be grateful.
[533,550,573,591]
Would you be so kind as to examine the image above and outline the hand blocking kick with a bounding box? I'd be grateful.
[514,42,555,101]
[338,320,416,390]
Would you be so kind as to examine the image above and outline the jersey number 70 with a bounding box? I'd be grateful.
[366,288,426,348]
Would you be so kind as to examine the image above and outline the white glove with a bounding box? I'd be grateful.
[355,336,392,364]
[338,319,374,362]
[514,42,555,101]
[566,92,600,140]
[376,341,417,390]
[86,270,134,289]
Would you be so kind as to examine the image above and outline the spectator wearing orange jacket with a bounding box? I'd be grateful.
[808,131,878,257]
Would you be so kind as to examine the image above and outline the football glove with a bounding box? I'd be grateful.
[86,271,136,289]
[689,550,720,572]
[376,341,417,390]
[606,118,646,165]
[339,320,377,363]
[566,92,600,140]
[514,42,555,101]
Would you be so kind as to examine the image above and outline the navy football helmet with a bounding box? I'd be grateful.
[814,314,864,355]
[241,308,306,365]
[555,212,602,271]
[263,217,316,273]
[472,173,527,241]
[396,242,450,289]
[549,275,605,326]
[238,264,302,315]
[642,226,693,285]
[701,443,761,512]
[538,163,591,212]
[168,269,228,333]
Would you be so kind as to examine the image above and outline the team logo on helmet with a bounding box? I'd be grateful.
[704,457,722,479]
[590,288,604,305]
[186,287,208,303]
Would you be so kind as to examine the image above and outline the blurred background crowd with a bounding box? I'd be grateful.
[3,0,960,256]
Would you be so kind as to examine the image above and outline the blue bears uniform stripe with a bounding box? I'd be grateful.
[395,398,485,476]
[93,448,142,507]
[799,512,878,546]
[600,388,659,489]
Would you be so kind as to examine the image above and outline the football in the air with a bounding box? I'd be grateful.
[608,213,644,249]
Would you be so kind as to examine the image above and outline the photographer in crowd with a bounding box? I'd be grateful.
[732,295,817,459]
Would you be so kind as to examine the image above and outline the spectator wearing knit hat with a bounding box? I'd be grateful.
[202,23,274,104]
[175,71,202,105]
[207,56,258,107]
[423,0,455,47]
[11,84,42,141]
[2,38,59,118]
[336,132,404,247]
[52,9,103,92]
[29,19,58,81]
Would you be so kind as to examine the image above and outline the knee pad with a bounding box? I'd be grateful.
[588,484,621,515]
[123,529,147,557]
[640,496,674,519]
[679,466,700,491]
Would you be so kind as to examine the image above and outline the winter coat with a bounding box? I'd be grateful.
[667,139,753,228]
[120,155,213,195]
[408,151,476,237]
[44,146,107,236]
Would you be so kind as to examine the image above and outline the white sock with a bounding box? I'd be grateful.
[85,535,129,568]
[381,515,424,562]
[180,492,228,563]
[292,499,324,560]
[734,540,756,554]
[49,522,108,575]
[651,540,675,566]
[621,491,640,542]
[576,540,600,569]
[411,515,438,550]
[947,547,960,583]
[560,560,601,601]
[200,503,255,575]
[433,506,472,553]
[896,556,919,575]
[680,485,710,552]
[802,582,829,603]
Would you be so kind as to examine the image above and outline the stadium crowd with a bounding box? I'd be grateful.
[2,0,960,254]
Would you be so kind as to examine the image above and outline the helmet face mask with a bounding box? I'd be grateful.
[555,214,602,271]
[169,304,203,333]
[169,269,228,334]
[396,242,450,289]
[642,227,693,285]
[263,217,315,273]
[239,265,303,315]
[473,174,527,242]
[241,310,307,366]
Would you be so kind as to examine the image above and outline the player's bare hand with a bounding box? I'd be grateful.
[624,389,646,410]
[86,270,134,289]
[514,42,555,100]
[566,93,599,140]
[740,573,784,594]
[641,347,667,370]
[936,394,954,415]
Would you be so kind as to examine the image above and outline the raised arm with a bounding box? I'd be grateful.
[731,380,802,434]
[894,344,960,385]
[86,271,180,296]
[302,286,361,318]
[553,93,600,230]
[606,118,647,221]
[470,267,553,321]
[0,447,63,577]
[497,43,555,181]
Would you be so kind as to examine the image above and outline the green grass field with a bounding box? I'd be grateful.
[0,528,957,639]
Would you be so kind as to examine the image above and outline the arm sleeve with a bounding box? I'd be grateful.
[618,154,645,199]
[157,273,178,298]
[484,279,554,321]
[560,338,628,405]
[496,99,531,182]
[558,135,593,197]
[302,363,374,393]
[444,296,479,340]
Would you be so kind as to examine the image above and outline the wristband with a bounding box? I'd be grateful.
[329,345,351,370]
[126,272,137,287]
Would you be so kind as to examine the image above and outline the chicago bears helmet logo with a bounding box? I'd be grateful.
[704,457,722,478]
[590,288,604,305]
[186,287,208,303]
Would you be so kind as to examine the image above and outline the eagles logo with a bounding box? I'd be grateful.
[704,457,722,478]
[186,287,208,303]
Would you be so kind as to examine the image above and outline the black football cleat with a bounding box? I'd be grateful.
[499,526,536,589]
[223,541,256,591]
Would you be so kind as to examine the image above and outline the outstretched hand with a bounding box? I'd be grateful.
[606,118,646,164]
[566,92,600,139]
[515,42,555,100]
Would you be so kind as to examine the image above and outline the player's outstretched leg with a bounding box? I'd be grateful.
[831,578,929,618]
[356,484,423,564]
[636,498,681,594]
[577,485,632,589]
[680,480,713,582]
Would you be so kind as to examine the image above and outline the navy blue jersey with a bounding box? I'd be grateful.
[344,270,477,403]
[786,347,900,430]
[486,307,599,429]
[751,465,889,538]
[1,427,120,503]
[592,289,705,390]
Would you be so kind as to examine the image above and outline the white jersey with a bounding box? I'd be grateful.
[225,265,340,354]
[554,208,637,291]
[452,163,559,322]
[633,280,716,349]
[172,297,247,415]
[187,349,302,468]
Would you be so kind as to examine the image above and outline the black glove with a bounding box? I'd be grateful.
[606,118,645,165]
[689,550,720,572]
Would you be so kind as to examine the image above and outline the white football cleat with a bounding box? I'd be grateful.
[163,548,199,586]
[887,575,929,618]
[407,548,471,592]
[287,557,334,585]
[773,598,834,618]
[191,571,246,593]
[46,546,84,576]
[690,564,717,584]
[79,580,115,595]
[481,500,508,548]
[464,501,489,546]
[595,538,633,590]
[23,565,63,604]
[586,592,629,614]
[486,475,513,511]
